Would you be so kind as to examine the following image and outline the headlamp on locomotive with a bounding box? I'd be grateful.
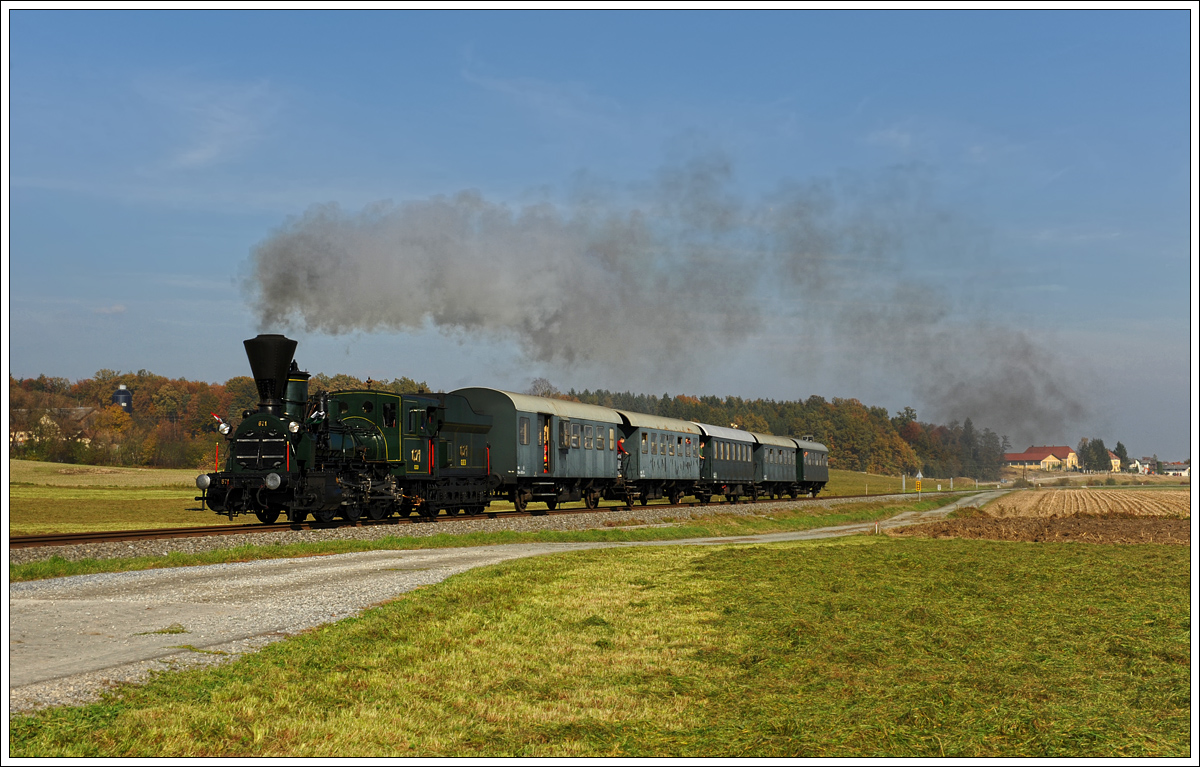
[195,334,316,524]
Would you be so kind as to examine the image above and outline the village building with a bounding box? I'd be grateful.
[1004,445,1080,471]
[9,407,97,447]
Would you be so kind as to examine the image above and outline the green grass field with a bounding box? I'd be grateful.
[10,536,1189,758]
[9,460,211,535]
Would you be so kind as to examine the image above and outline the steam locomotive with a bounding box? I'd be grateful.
[195,334,828,523]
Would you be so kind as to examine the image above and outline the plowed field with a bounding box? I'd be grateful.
[983,489,1190,519]
[893,489,1191,545]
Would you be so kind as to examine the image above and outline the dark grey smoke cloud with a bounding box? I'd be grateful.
[246,152,1086,445]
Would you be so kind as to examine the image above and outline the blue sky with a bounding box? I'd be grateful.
[5,8,1196,460]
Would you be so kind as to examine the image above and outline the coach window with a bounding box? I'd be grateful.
[571,423,581,448]
[609,428,615,450]
[668,437,674,456]
[383,402,397,428]
[641,433,649,453]
[584,424,593,449]
[519,417,530,445]
[651,433,657,455]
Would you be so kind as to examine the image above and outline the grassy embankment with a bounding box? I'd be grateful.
[10,536,1189,758]
[11,494,965,582]
[8,459,956,537]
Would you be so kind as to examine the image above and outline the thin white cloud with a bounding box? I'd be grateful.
[94,304,127,315]
[1027,227,1122,244]
[1018,284,1066,293]
[460,60,625,134]
[134,74,280,171]
[865,124,913,151]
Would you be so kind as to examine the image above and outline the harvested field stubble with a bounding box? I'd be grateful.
[983,489,1190,519]
[893,489,1191,545]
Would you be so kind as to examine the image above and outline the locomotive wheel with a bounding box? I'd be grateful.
[668,490,682,506]
[583,492,599,510]
[727,495,737,504]
[639,496,649,506]
[254,508,281,525]
[341,504,362,523]
[313,509,336,524]
[697,494,711,505]
[289,508,308,524]
[512,489,528,514]
[367,502,390,521]
[545,498,558,511]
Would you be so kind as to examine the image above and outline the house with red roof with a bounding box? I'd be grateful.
[1107,450,1121,472]
[1004,445,1080,471]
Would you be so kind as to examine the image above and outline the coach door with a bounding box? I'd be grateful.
[538,414,553,474]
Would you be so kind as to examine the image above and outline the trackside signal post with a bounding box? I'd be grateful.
[916,471,923,500]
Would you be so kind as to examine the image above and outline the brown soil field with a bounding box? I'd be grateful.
[892,489,1192,545]
[984,489,1190,518]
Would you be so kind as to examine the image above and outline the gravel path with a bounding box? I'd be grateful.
[9,494,912,566]
[9,492,990,714]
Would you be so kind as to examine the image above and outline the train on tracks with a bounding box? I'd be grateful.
[196,335,828,523]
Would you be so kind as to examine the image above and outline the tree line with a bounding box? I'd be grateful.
[8,370,427,470]
[13,369,1020,479]
[540,380,1011,480]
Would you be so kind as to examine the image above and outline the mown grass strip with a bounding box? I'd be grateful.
[10,497,958,582]
[10,537,1189,757]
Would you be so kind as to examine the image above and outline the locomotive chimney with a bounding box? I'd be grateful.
[243,334,298,416]
[284,360,310,422]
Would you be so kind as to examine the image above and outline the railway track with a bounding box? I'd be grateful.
[9,492,926,549]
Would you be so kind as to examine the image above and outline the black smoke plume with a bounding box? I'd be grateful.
[246,152,1086,445]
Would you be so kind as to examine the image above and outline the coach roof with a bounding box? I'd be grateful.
[450,388,624,424]
[691,422,756,443]
[793,438,827,452]
[617,411,702,434]
[753,432,797,449]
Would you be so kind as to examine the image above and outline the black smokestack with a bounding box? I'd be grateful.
[244,334,297,416]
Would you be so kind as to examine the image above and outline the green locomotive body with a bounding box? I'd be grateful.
[196,335,496,523]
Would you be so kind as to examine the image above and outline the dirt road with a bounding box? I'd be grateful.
[9,491,1002,713]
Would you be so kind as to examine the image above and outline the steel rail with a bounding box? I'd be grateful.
[10,491,949,549]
